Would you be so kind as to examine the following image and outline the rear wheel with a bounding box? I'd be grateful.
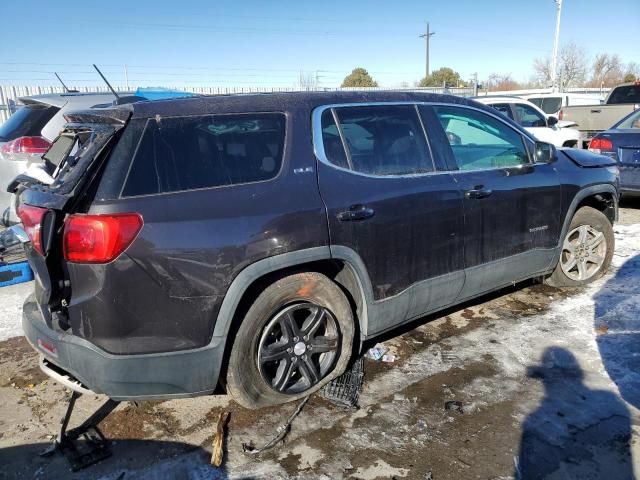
[226,272,354,409]
[546,206,614,287]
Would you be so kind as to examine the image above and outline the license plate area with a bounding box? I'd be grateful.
[619,147,640,166]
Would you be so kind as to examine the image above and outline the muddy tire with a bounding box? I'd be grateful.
[546,206,614,287]
[226,272,354,409]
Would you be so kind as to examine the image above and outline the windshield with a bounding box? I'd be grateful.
[528,97,562,114]
[607,85,640,104]
[615,109,640,129]
[0,103,59,142]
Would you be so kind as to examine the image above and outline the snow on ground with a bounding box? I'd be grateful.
[0,281,31,341]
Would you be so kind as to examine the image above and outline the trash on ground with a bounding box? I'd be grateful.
[365,344,389,361]
[320,357,364,408]
[211,411,230,467]
[382,354,396,363]
[242,396,310,455]
[444,401,464,413]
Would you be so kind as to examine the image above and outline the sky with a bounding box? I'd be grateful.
[0,0,638,89]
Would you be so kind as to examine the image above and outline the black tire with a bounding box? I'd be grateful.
[546,206,614,287]
[226,272,354,409]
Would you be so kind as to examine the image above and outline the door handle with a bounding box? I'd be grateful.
[337,204,375,221]
[590,109,602,113]
[465,186,493,199]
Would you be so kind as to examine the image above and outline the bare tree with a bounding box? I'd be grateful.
[558,42,587,88]
[589,54,624,87]
[624,62,639,82]
[533,42,587,89]
[485,73,523,91]
[532,57,552,86]
[297,71,317,90]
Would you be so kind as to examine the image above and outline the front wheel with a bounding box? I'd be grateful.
[546,206,614,287]
[226,272,354,409]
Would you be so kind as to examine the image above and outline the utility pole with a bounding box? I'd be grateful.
[419,22,436,78]
[124,64,130,91]
[550,0,563,92]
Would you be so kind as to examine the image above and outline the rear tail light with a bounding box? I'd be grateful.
[63,213,143,263]
[558,110,564,120]
[0,136,51,161]
[588,137,614,154]
[17,204,47,255]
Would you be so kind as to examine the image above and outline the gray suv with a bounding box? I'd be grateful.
[18,91,619,409]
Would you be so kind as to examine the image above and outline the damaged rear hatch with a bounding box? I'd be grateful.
[16,106,132,328]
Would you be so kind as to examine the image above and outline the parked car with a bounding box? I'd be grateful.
[525,92,604,116]
[17,92,619,409]
[475,96,580,148]
[0,92,128,225]
[560,81,640,147]
[589,108,640,196]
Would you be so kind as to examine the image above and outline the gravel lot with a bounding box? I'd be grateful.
[0,203,639,480]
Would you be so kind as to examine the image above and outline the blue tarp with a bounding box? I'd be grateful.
[134,87,197,101]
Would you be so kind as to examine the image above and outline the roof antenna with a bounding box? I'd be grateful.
[93,64,120,101]
[54,72,78,93]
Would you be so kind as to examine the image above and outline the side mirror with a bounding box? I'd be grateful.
[534,141,556,164]
[547,115,559,127]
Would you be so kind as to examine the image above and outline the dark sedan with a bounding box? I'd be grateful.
[589,109,640,195]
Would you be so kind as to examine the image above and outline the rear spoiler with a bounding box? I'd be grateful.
[63,105,133,126]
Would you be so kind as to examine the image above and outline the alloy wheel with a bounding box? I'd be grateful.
[560,224,607,281]
[258,302,340,394]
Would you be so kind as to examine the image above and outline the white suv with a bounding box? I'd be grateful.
[475,96,581,148]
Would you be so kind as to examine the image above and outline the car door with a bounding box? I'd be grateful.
[512,102,557,145]
[314,103,465,335]
[420,104,562,301]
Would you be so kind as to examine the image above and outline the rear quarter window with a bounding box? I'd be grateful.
[607,86,640,104]
[121,113,286,197]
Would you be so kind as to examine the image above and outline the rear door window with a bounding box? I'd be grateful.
[489,103,514,120]
[320,105,433,176]
[434,106,530,170]
[0,103,59,142]
[513,103,547,128]
[528,97,562,114]
[122,113,285,196]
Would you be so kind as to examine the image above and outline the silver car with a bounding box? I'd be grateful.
[0,92,123,225]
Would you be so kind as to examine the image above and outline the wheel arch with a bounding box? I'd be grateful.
[212,247,373,386]
[552,184,618,265]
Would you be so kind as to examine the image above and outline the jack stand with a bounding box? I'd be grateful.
[40,391,120,471]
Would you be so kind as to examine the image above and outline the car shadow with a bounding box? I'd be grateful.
[0,439,244,480]
[594,253,640,409]
[515,346,634,480]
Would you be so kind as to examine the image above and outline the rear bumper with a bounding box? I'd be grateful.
[22,294,225,400]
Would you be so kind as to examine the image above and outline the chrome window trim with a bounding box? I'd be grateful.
[311,101,537,179]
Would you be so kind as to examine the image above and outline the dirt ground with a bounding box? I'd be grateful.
[0,204,639,480]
